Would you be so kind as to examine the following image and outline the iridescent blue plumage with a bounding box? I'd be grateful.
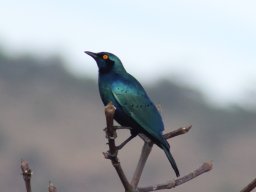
[85,51,180,177]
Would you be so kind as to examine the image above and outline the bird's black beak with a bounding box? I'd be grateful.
[84,51,97,59]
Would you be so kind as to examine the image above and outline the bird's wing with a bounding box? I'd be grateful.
[112,78,164,138]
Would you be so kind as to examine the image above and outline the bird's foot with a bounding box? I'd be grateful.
[113,125,132,130]
[103,127,117,139]
[116,134,136,150]
[103,151,118,159]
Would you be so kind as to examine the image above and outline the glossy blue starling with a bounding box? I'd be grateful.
[85,51,180,177]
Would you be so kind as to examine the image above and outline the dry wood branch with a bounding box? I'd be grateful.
[138,161,213,192]
[103,102,133,192]
[131,141,153,188]
[20,160,57,192]
[103,102,212,192]
[240,178,256,192]
[164,125,192,139]
[21,160,32,192]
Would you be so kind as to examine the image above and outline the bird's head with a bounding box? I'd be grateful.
[85,51,126,74]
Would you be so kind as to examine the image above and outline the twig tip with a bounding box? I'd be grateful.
[105,102,116,113]
[202,161,213,171]
[182,125,192,133]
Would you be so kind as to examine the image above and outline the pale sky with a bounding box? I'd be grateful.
[0,0,256,108]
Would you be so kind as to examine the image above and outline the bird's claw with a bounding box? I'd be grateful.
[103,127,117,139]
[103,151,118,159]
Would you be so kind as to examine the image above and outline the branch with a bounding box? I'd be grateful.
[21,160,32,192]
[240,178,256,192]
[103,102,212,192]
[138,161,213,192]
[129,125,191,189]
[131,141,153,188]
[103,102,133,192]
[164,125,192,139]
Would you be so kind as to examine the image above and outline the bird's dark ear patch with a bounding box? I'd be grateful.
[99,58,114,74]
[106,59,114,66]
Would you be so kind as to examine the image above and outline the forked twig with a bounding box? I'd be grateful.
[103,102,212,192]
[20,160,58,192]
[131,125,192,189]
[103,102,133,191]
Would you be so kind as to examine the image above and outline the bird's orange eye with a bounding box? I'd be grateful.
[102,54,109,60]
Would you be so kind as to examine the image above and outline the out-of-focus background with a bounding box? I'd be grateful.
[0,1,256,192]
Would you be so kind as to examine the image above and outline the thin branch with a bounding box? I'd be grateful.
[21,160,32,192]
[164,125,192,139]
[48,181,57,192]
[112,125,192,138]
[130,125,191,188]
[131,141,153,188]
[103,102,212,192]
[138,161,213,192]
[103,102,133,192]
[240,178,256,192]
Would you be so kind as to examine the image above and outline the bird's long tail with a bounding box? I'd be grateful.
[162,143,180,177]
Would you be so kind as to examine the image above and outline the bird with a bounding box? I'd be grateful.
[85,51,180,177]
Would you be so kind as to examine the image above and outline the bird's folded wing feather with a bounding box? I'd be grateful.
[112,80,164,137]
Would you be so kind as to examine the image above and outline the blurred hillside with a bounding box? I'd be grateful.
[0,51,255,192]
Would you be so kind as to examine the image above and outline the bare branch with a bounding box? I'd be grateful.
[130,125,191,189]
[164,125,192,139]
[21,160,32,192]
[103,102,133,191]
[131,141,153,188]
[48,181,57,192]
[112,124,192,140]
[240,178,256,192]
[138,161,213,192]
[103,102,212,192]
